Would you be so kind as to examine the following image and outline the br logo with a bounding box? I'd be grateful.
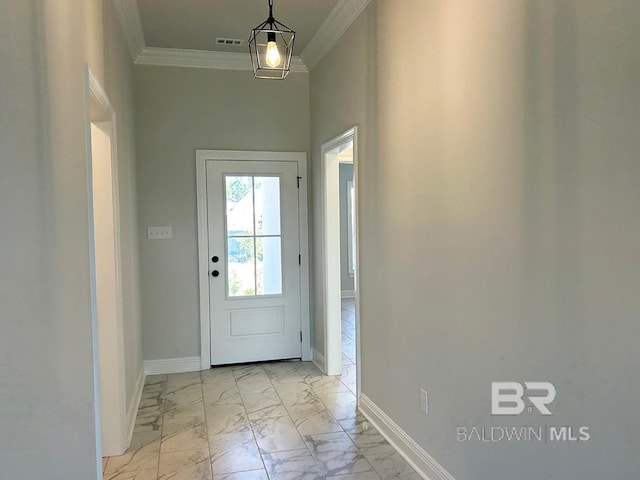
[491,382,556,416]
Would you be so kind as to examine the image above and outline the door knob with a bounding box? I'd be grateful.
[211,270,220,277]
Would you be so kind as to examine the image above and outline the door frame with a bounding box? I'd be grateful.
[196,150,311,369]
[320,127,360,389]
[83,66,128,462]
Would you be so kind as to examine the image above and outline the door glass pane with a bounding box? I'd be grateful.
[226,176,254,236]
[256,236,282,295]
[225,174,283,298]
[228,237,255,296]
[254,176,281,235]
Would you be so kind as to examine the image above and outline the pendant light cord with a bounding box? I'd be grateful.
[268,0,275,25]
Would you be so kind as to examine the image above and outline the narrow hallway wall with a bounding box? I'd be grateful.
[310,1,640,477]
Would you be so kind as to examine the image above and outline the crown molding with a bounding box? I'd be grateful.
[135,47,308,73]
[113,0,145,61]
[300,0,373,71]
[136,47,250,70]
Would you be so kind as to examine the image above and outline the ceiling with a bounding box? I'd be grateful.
[114,0,371,71]
[137,0,340,55]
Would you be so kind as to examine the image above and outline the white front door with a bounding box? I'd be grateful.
[206,160,302,365]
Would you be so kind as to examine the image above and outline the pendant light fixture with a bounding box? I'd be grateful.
[248,0,295,79]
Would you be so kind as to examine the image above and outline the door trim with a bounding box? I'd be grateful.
[320,127,360,391]
[83,66,128,461]
[196,150,311,369]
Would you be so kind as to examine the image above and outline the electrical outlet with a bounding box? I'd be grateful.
[148,226,172,240]
[420,388,428,415]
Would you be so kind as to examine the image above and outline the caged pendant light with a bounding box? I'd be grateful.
[248,0,295,79]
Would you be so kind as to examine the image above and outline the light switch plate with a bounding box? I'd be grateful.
[148,226,172,240]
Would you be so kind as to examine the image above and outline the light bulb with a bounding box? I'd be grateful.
[266,40,281,68]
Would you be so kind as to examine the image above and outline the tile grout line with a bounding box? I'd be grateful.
[296,361,379,478]
[267,365,326,477]
[155,376,167,480]
[199,370,215,480]
[234,369,262,478]
[294,366,344,438]
[244,365,274,480]
[300,366,373,474]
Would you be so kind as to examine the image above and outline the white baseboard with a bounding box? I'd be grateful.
[302,347,313,362]
[125,366,145,447]
[312,348,326,373]
[144,356,202,375]
[341,290,355,299]
[359,393,455,480]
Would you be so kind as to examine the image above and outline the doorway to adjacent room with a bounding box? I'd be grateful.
[320,127,360,397]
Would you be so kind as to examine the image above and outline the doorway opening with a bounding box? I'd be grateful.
[320,127,360,397]
[84,67,127,465]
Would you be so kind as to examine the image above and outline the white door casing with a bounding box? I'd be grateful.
[320,128,361,397]
[196,151,311,368]
[84,66,128,462]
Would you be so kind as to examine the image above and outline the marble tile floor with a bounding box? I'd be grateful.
[341,299,356,368]
[103,360,420,480]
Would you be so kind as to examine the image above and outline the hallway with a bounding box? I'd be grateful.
[103,361,419,480]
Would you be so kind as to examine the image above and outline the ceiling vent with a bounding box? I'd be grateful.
[215,38,244,47]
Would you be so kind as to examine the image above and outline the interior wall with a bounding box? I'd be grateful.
[339,163,355,292]
[134,66,310,361]
[0,1,142,477]
[310,10,371,356]
[310,0,640,478]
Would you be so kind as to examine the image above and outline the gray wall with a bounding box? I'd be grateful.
[311,0,640,478]
[134,66,310,361]
[0,0,142,478]
[310,10,371,354]
[339,163,355,292]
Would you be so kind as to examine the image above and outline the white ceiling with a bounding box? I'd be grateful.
[137,0,340,55]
